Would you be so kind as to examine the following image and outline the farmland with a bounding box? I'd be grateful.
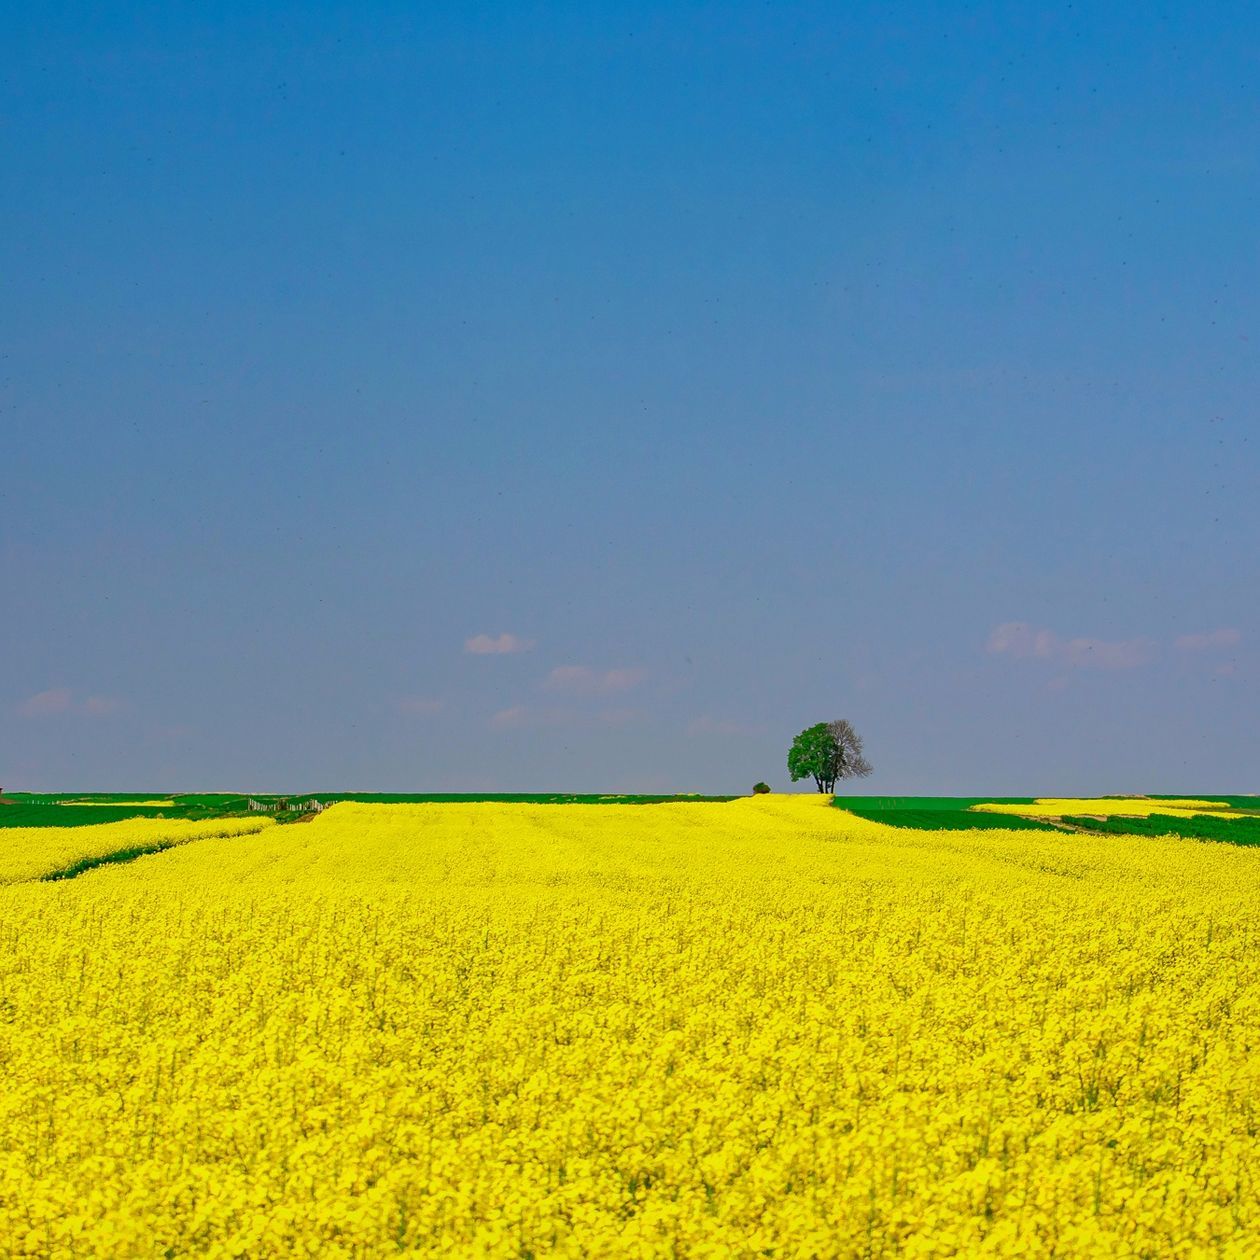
[0,792,736,828]
[0,815,274,883]
[2,794,1260,1255]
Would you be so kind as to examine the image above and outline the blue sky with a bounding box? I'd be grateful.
[2,2,1256,793]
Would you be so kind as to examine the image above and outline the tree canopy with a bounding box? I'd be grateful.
[787,719,873,793]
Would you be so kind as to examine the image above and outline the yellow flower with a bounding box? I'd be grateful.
[0,796,1257,1256]
[976,797,1233,818]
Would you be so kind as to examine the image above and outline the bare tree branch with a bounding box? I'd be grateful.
[788,719,874,793]
[827,719,873,783]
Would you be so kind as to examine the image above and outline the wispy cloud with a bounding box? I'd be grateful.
[464,632,533,656]
[1059,638,1156,670]
[595,707,643,727]
[542,665,648,696]
[81,695,122,716]
[687,715,757,737]
[17,688,123,718]
[1175,627,1242,652]
[395,697,444,716]
[986,622,1156,670]
[489,705,530,730]
[489,704,643,731]
[18,688,73,717]
[986,623,1058,660]
[490,705,578,730]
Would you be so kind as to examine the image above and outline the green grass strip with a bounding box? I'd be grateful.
[1142,795,1260,811]
[832,796,1037,812]
[1062,813,1260,846]
[40,842,180,882]
[0,805,234,828]
[839,806,1062,832]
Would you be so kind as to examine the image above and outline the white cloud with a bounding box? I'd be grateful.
[985,623,1058,660]
[82,695,121,716]
[18,688,73,717]
[17,690,122,720]
[1175,627,1242,652]
[17,689,123,717]
[489,705,529,730]
[395,697,444,716]
[464,633,533,655]
[986,622,1155,670]
[542,665,647,695]
[1058,636,1156,670]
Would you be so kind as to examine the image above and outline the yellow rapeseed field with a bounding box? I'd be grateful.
[0,815,274,884]
[976,797,1232,818]
[1,797,1259,1257]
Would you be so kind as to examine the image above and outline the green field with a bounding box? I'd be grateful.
[833,796,1260,842]
[1145,794,1260,812]
[0,791,739,828]
[7,795,1258,849]
[837,805,1062,831]
[0,799,251,828]
[1061,812,1260,846]
[831,796,1037,811]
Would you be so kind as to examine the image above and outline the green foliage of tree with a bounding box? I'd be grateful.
[788,719,873,793]
[788,724,835,792]
[752,782,771,795]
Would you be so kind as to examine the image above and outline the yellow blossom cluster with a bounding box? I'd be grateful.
[1,796,1259,1256]
[977,797,1232,818]
[0,816,274,884]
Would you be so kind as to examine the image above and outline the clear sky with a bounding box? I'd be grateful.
[3,2,1256,794]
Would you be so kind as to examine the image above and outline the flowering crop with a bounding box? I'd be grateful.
[1,797,1259,1256]
[976,797,1232,818]
[0,815,273,884]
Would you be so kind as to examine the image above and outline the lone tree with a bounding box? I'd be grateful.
[787,719,873,793]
